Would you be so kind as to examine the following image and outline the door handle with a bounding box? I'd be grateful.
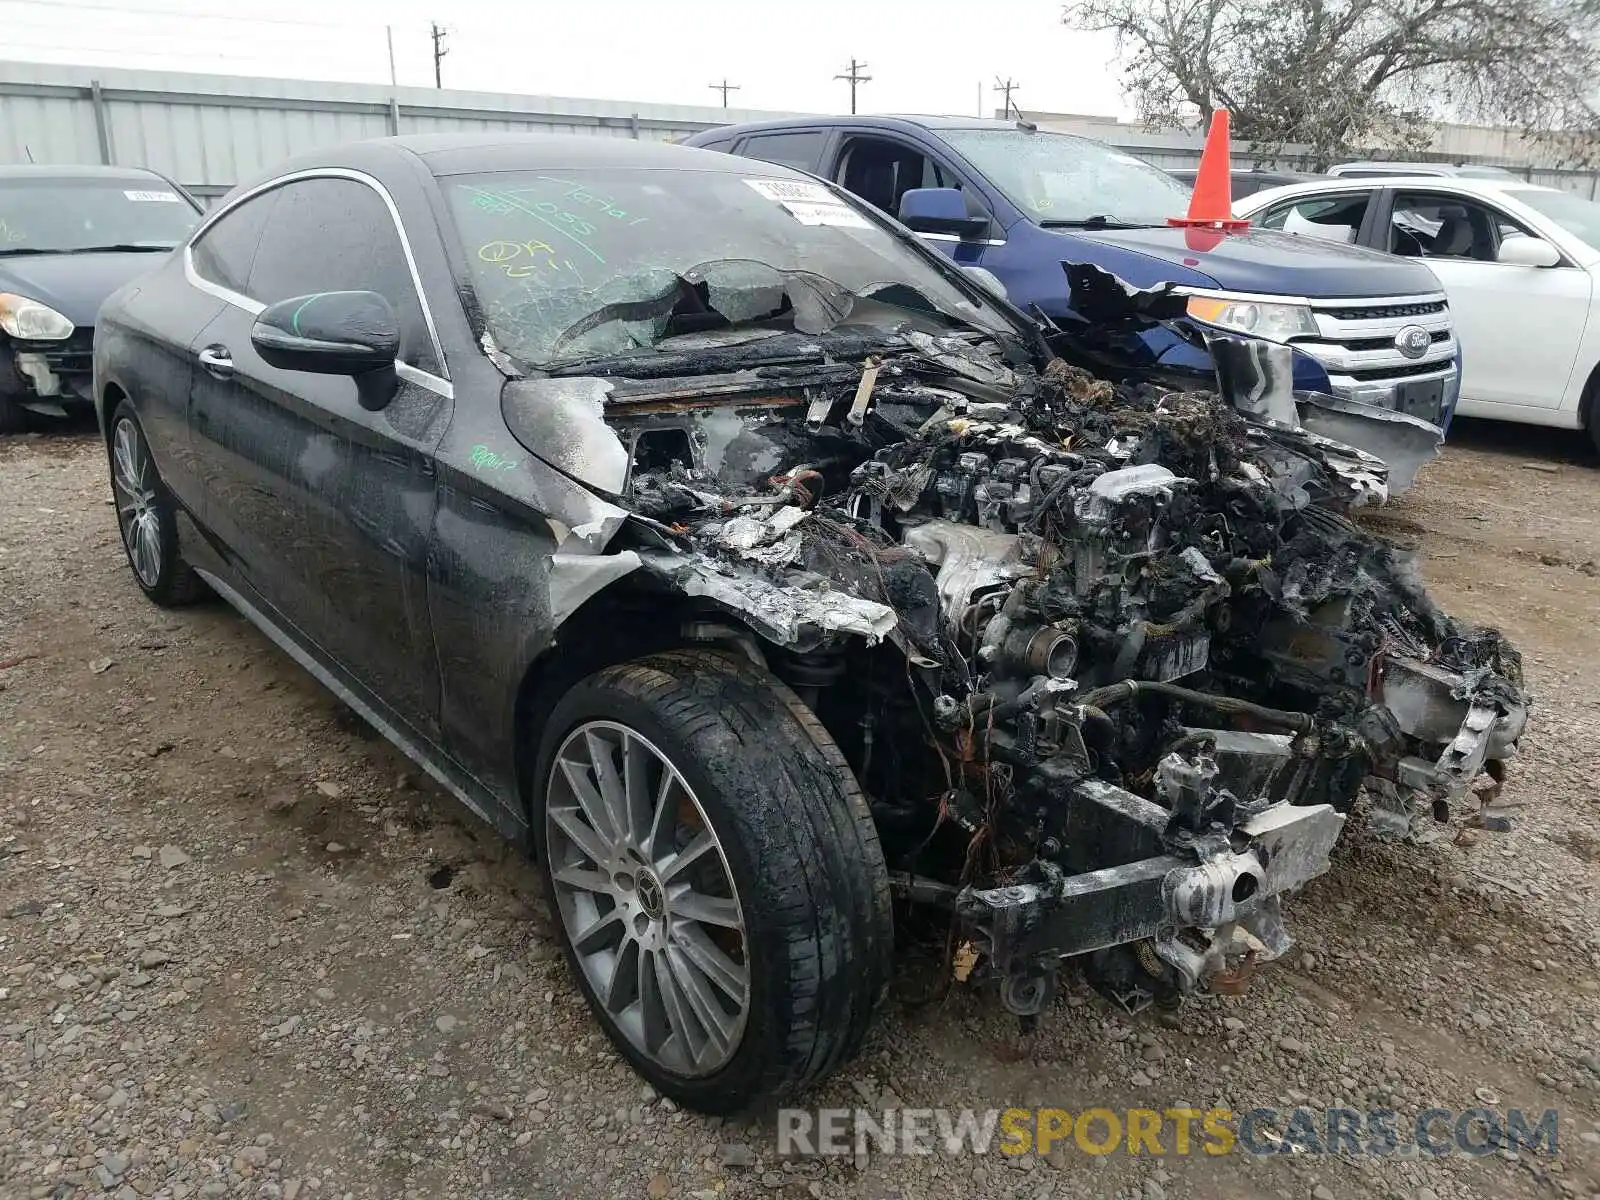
[198,345,234,379]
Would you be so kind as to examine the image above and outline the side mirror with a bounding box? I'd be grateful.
[1497,236,1561,267]
[251,290,401,411]
[898,187,988,238]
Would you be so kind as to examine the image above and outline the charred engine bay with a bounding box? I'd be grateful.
[550,326,1529,1010]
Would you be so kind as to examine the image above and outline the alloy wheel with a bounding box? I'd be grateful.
[111,418,162,589]
[545,720,750,1077]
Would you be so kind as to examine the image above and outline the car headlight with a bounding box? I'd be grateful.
[0,294,74,341]
[1185,294,1317,342]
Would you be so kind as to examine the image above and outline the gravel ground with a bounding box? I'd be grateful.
[2,417,1599,1200]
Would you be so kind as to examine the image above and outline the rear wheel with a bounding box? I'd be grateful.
[534,649,892,1112]
[109,404,207,607]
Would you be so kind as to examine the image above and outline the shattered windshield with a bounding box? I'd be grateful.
[442,169,1012,367]
[936,129,1191,227]
[0,178,200,254]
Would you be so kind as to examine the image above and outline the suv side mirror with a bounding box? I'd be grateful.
[1497,236,1561,267]
[251,290,401,411]
[898,188,988,238]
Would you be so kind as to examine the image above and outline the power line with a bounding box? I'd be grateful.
[0,0,383,32]
[834,58,870,116]
[1,13,370,49]
[1,10,390,66]
[2,39,289,65]
[994,76,1021,120]
[708,78,739,108]
[431,21,449,90]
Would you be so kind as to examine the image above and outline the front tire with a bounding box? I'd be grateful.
[533,649,893,1113]
[109,403,207,607]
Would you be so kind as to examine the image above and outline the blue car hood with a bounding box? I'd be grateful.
[1069,226,1436,299]
[0,251,172,328]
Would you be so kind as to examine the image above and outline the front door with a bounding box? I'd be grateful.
[1380,189,1592,412]
[184,174,453,737]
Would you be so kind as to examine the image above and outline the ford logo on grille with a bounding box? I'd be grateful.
[1395,324,1431,359]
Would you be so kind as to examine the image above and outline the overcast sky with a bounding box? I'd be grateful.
[1,0,1132,118]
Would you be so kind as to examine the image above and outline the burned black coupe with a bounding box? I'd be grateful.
[94,134,1526,1112]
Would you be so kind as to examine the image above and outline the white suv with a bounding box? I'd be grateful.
[1237,176,1600,449]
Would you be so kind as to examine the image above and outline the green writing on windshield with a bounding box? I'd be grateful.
[532,177,649,226]
[476,238,584,285]
[465,186,606,265]
[470,443,521,472]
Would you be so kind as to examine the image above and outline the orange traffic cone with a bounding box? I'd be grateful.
[1169,109,1250,232]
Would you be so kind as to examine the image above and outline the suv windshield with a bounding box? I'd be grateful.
[0,177,200,254]
[1512,188,1600,252]
[935,129,1191,226]
[442,169,1012,367]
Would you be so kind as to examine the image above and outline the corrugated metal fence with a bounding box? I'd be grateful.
[5,59,1599,202]
[0,60,803,204]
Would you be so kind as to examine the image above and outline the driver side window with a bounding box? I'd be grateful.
[1388,192,1536,261]
[245,178,440,375]
[834,136,953,216]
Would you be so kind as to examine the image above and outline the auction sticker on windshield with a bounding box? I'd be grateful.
[783,201,871,228]
[744,179,871,228]
[744,179,835,204]
[123,190,183,203]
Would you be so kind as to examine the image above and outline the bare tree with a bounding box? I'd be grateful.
[1064,0,1600,167]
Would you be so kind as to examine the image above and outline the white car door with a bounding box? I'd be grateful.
[1385,189,1592,413]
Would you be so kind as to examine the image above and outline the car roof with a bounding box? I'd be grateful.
[1238,175,1558,211]
[0,163,169,182]
[1330,161,1519,177]
[686,114,1059,140]
[401,132,780,176]
[1331,161,1447,173]
[243,132,816,183]
[1169,168,1323,180]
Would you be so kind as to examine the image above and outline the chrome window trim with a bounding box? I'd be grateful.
[183,167,453,400]
[915,231,1007,247]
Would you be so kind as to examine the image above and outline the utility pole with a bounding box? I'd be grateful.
[386,25,397,87]
[994,77,1020,121]
[709,79,740,108]
[430,21,449,90]
[834,58,871,115]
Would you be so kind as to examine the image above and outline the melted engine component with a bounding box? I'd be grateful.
[590,326,1526,1009]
